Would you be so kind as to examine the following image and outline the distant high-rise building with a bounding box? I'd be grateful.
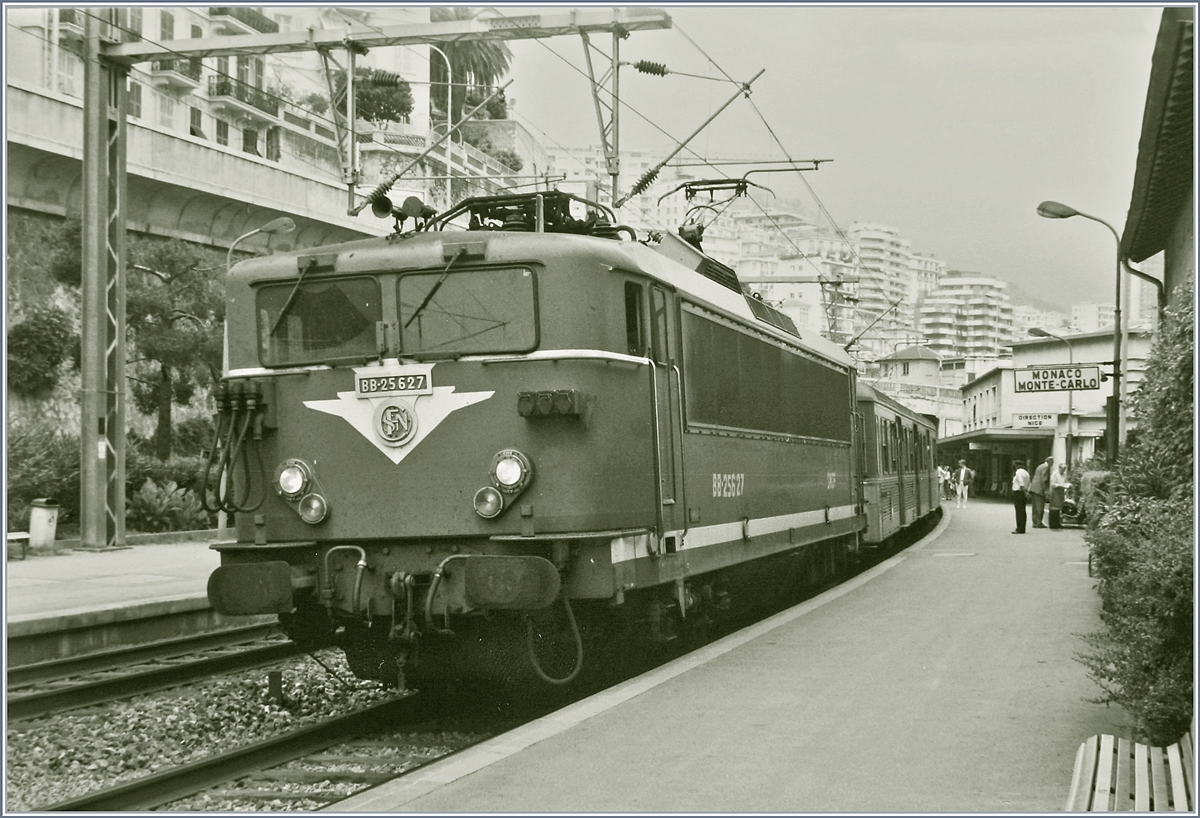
[918,271,1015,359]
[1012,305,1070,336]
[1071,302,1117,333]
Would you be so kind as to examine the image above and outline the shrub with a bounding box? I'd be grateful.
[6,421,81,531]
[1080,280,1194,744]
[5,422,216,533]
[126,479,212,533]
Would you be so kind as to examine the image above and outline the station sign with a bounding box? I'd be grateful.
[1013,365,1101,393]
[1014,413,1055,429]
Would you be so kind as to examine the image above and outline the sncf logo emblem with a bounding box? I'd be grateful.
[373,399,417,447]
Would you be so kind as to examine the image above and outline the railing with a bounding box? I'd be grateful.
[208,7,278,34]
[208,74,278,117]
[152,58,202,82]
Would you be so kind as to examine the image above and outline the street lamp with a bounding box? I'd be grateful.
[428,45,454,206]
[1036,200,1123,463]
[226,216,295,273]
[1029,327,1074,464]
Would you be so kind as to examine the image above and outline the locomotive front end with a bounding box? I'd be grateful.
[205,209,658,688]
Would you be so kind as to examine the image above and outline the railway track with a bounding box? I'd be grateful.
[34,689,540,812]
[7,624,304,721]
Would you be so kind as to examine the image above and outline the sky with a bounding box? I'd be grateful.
[494,4,1166,311]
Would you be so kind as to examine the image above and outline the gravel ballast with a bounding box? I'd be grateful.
[6,649,409,811]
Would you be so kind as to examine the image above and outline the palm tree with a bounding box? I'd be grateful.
[429,8,513,126]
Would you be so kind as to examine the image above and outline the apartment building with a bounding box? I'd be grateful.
[918,270,1016,360]
[7,5,532,257]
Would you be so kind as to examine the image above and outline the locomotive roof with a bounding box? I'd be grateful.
[230,227,855,369]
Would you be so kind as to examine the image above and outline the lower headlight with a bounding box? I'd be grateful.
[473,486,505,519]
[298,493,328,524]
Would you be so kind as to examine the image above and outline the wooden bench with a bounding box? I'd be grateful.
[1066,721,1194,811]
[7,531,30,560]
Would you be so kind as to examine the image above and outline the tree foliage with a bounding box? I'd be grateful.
[429,7,512,125]
[335,68,414,125]
[7,302,75,397]
[126,237,225,460]
[1081,280,1194,744]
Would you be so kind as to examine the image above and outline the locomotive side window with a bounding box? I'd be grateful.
[256,277,380,366]
[397,267,536,356]
[625,282,646,356]
[681,306,851,442]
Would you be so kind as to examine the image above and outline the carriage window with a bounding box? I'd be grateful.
[257,277,380,366]
[398,266,536,357]
[625,282,645,356]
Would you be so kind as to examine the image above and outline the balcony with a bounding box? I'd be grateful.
[208,7,278,35]
[150,57,202,92]
[56,8,84,42]
[207,74,278,124]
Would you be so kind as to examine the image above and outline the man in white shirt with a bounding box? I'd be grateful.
[1011,460,1031,534]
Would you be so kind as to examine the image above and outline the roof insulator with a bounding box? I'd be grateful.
[633,60,669,76]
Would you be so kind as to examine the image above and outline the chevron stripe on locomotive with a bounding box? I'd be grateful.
[205,191,940,688]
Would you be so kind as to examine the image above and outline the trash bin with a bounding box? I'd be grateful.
[29,498,59,550]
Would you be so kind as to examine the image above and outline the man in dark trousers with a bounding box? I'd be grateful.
[1029,456,1053,528]
[1011,460,1031,534]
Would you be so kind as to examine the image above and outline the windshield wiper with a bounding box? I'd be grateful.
[404,246,465,330]
[270,257,319,337]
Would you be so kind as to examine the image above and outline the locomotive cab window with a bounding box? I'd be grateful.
[257,276,381,366]
[397,266,536,357]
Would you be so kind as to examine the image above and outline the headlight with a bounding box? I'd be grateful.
[275,459,312,500]
[490,449,532,494]
[473,486,505,519]
[298,493,328,524]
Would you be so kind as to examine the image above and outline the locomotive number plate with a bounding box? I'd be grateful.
[354,364,435,399]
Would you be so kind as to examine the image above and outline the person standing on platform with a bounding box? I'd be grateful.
[954,459,974,508]
[1011,460,1031,533]
[937,464,949,500]
[1029,457,1053,528]
[1048,463,1069,529]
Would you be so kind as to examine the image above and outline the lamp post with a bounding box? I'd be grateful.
[227,216,295,274]
[1036,200,1123,464]
[429,45,453,207]
[1029,327,1074,465]
[220,216,294,535]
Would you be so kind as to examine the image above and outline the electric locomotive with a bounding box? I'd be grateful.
[204,190,898,688]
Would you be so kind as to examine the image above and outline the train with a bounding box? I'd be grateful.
[203,189,940,689]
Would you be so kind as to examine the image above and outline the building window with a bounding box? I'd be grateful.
[242,127,260,156]
[191,24,202,39]
[902,362,910,375]
[158,92,175,129]
[216,119,229,146]
[265,126,281,161]
[189,106,206,139]
[217,56,229,78]
[160,9,174,41]
[127,80,142,118]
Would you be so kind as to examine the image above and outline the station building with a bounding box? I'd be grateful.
[937,330,1153,495]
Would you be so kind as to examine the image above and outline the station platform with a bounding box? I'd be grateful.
[5,534,220,642]
[326,499,1127,813]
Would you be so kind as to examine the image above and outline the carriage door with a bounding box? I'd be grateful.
[650,286,683,550]
[895,421,908,526]
[914,425,924,518]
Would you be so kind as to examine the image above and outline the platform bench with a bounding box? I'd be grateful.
[1066,721,1194,811]
[6,531,29,560]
